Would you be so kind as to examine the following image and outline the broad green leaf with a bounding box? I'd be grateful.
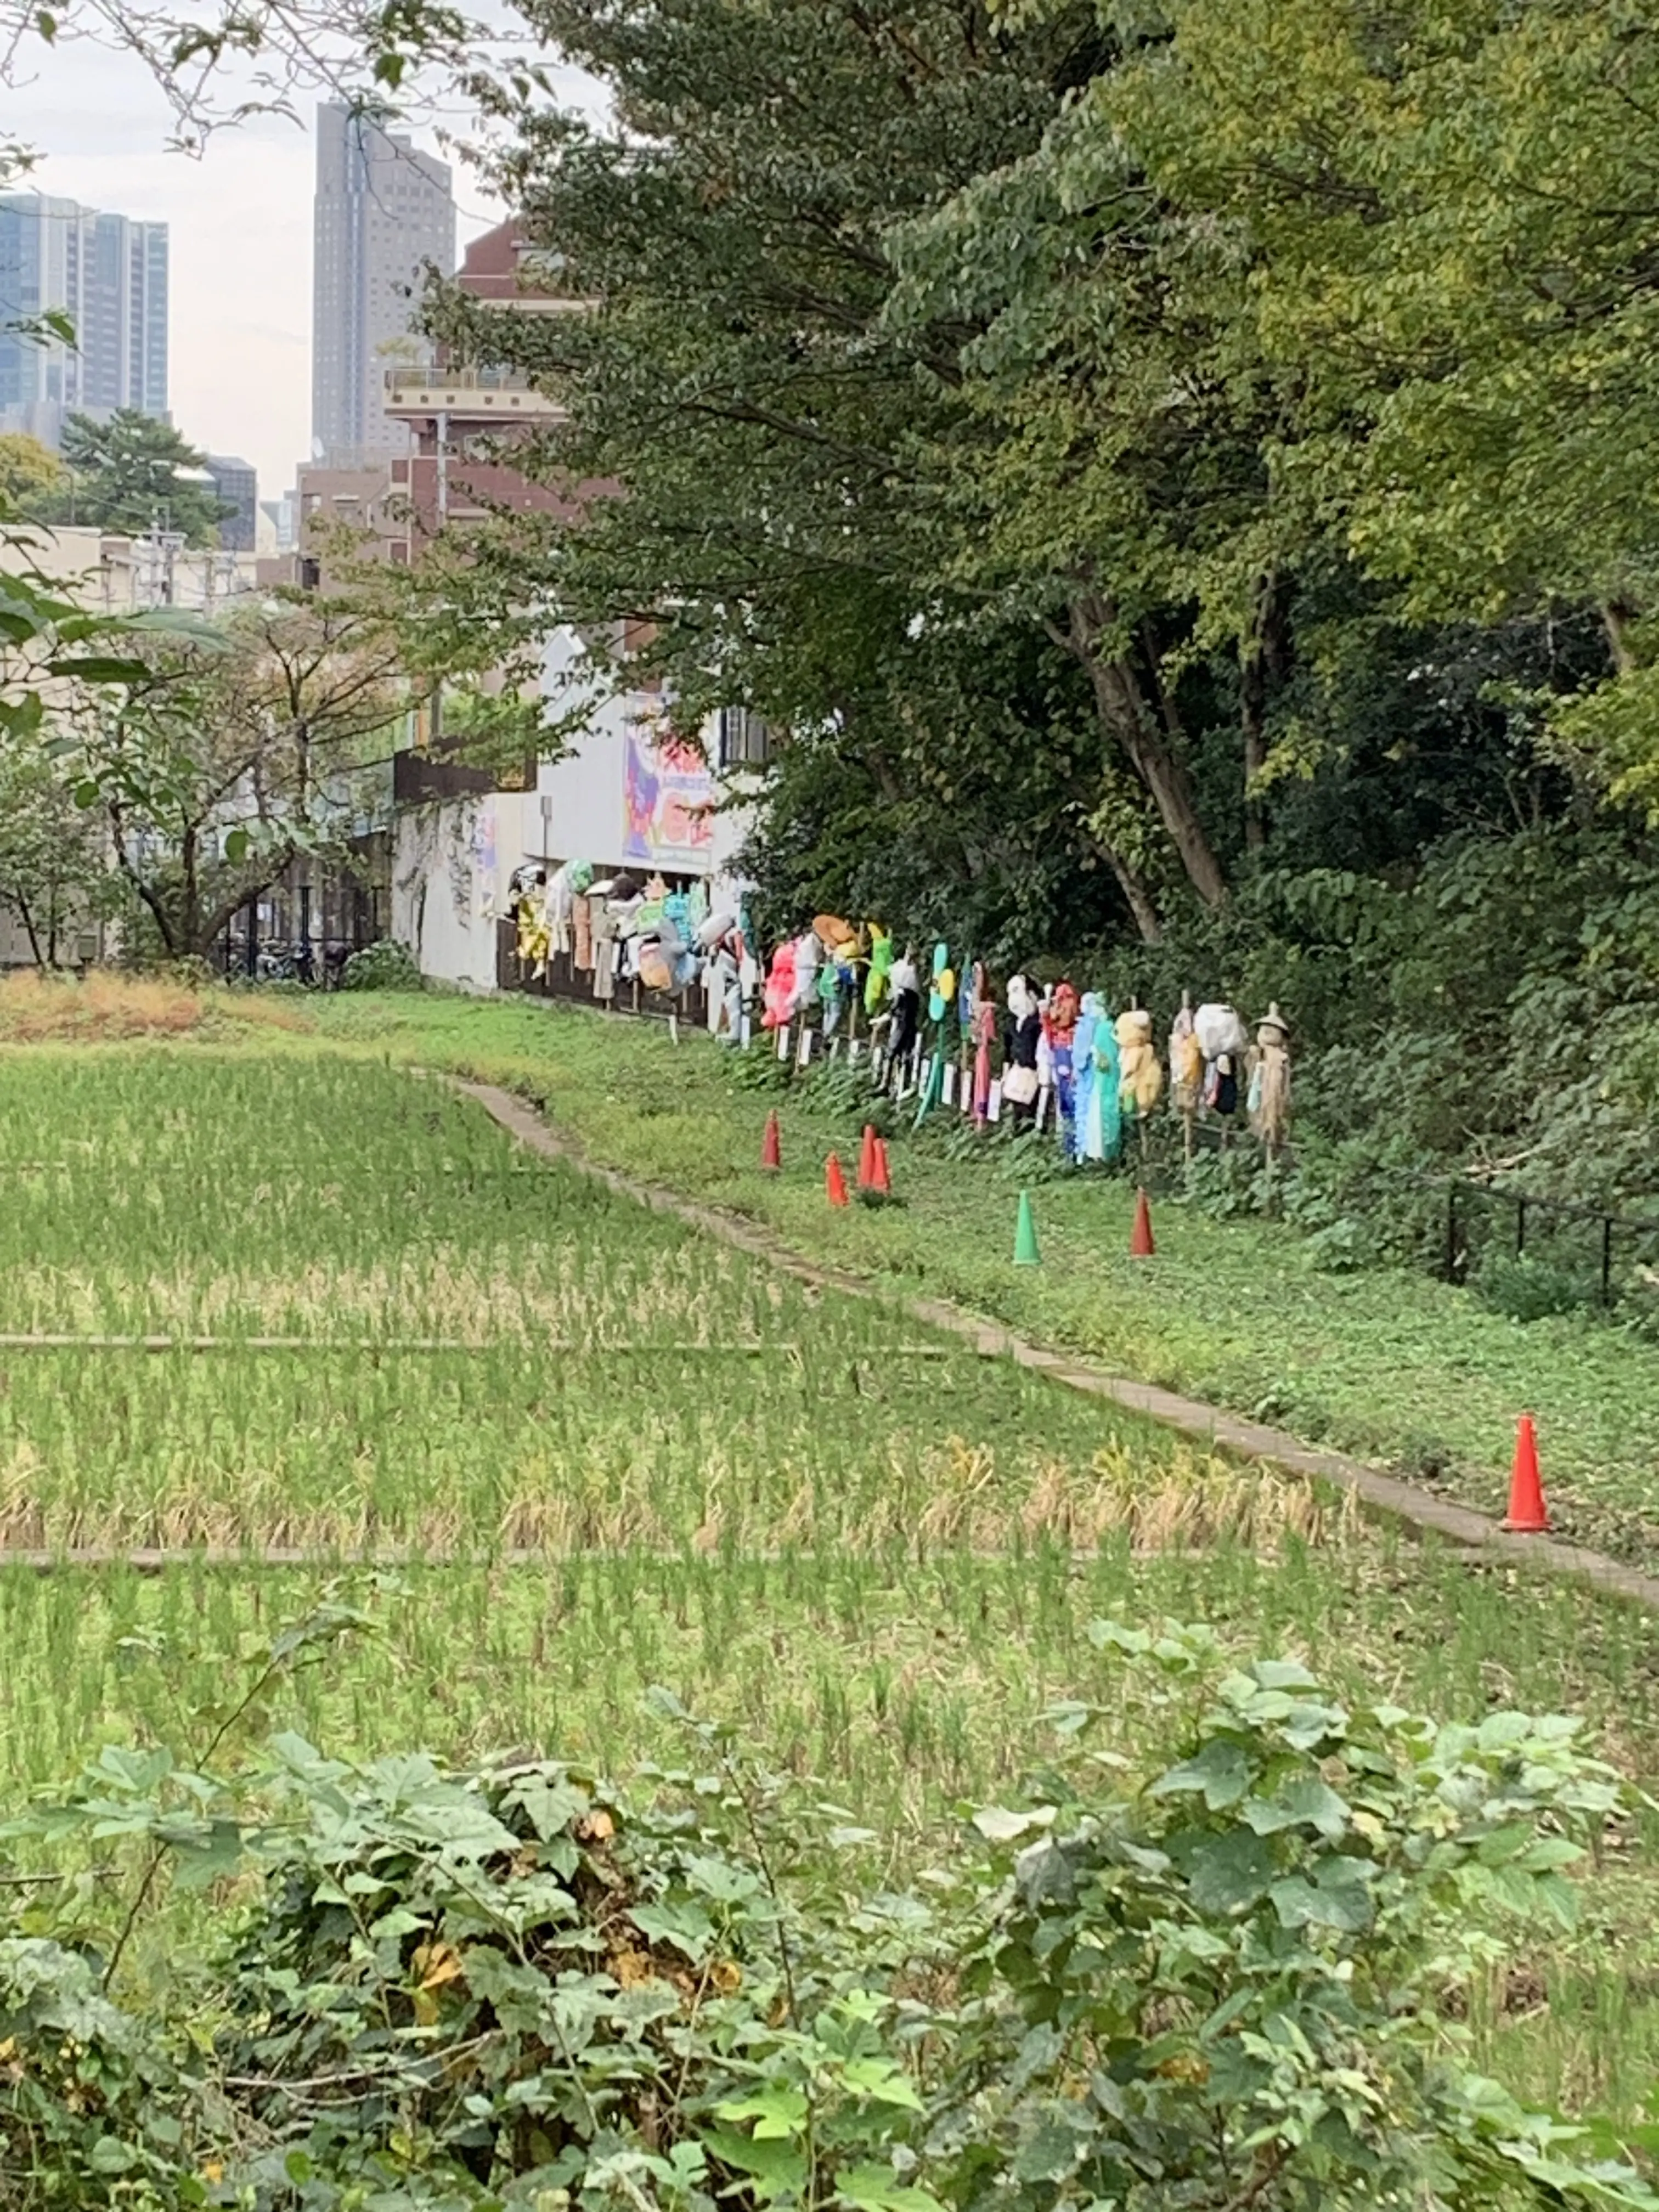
[1152,1740,1255,1809]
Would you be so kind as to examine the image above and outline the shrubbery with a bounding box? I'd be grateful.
[1,1624,1652,2209]
[339,939,425,993]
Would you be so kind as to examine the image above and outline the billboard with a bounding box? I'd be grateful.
[622,718,715,871]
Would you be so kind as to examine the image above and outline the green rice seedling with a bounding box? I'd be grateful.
[7,1024,1659,2130]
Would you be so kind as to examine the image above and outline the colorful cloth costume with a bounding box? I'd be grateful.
[1170,997,1201,1114]
[887,953,921,1069]
[864,926,894,1015]
[1076,994,1123,1162]
[762,942,797,1030]
[1195,1002,1249,1118]
[1041,980,1081,1152]
[1248,1003,1292,1150]
[969,962,994,1122]
[1002,976,1041,1119]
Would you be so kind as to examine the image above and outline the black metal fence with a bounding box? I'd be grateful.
[1440,1176,1659,1305]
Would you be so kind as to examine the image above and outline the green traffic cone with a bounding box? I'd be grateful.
[1013,1189,1041,1266]
[913,1048,946,1129]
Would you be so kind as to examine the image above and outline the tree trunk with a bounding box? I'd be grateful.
[1240,571,1290,856]
[1601,599,1638,675]
[175,827,198,958]
[1087,833,1163,944]
[1065,595,1228,909]
[1240,650,1267,856]
[109,800,180,956]
[15,896,43,968]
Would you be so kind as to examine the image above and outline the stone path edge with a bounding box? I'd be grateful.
[458,1079,1659,1615]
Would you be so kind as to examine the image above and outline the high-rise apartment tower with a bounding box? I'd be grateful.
[311,104,455,465]
[0,193,168,448]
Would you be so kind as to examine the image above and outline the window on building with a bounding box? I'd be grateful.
[718,707,771,769]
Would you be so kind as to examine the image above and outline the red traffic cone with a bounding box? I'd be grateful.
[761,1110,782,1171]
[825,1152,850,1207]
[871,1137,891,1195]
[1502,1414,1550,1532]
[1130,1187,1156,1258]
[857,1122,879,1189]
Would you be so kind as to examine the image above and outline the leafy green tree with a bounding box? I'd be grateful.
[885,91,1281,908]
[57,409,230,544]
[0,733,109,965]
[0,432,64,517]
[441,0,1183,937]
[1086,0,1659,808]
[76,592,408,958]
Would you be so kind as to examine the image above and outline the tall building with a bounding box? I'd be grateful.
[311,104,455,465]
[205,454,258,550]
[0,193,168,448]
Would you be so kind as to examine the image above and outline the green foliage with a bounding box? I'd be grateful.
[1472,1251,1606,1327]
[439,0,1659,952]
[338,936,424,991]
[75,593,405,958]
[0,731,110,964]
[0,1621,1650,2208]
[0,433,65,518]
[0,517,152,745]
[0,1934,198,2207]
[56,410,231,546]
[946,1641,1647,2212]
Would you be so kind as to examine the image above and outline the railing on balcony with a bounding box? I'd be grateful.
[383,361,540,392]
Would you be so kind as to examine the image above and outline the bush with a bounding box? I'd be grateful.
[1474,1250,1605,1324]
[338,938,424,992]
[3,1628,1652,2209]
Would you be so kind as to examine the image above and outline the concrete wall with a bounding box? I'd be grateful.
[391,792,505,992]
[5,526,262,613]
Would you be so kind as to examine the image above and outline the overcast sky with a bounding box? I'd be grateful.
[5,38,584,500]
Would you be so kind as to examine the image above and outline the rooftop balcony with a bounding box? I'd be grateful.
[381,360,565,422]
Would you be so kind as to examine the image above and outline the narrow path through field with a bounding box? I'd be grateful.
[454,1079,1659,1615]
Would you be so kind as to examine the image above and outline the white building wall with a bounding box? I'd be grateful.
[391,792,506,992]
[515,627,751,880]
[393,628,757,988]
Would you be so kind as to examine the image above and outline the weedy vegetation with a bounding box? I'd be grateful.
[0,1010,1657,2203]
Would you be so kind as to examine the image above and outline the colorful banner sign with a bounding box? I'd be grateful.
[623,721,715,869]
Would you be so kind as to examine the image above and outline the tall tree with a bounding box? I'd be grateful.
[886,94,1279,912]
[1091,0,1659,809]
[442,0,1178,936]
[58,410,230,544]
[0,733,109,965]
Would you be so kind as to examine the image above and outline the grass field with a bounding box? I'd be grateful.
[2,983,1658,2128]
[303,989,1659,1556]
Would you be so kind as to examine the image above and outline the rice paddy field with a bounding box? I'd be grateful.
[4,1003,1659,2126]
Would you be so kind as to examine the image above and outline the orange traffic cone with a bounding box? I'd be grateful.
[1502,1414,1550,1532]
[761,1110,782,1171]
[826,1152,850,1207]
[857,1122,879,1189]
[1130,1187,1156,1258]
[871,1137,891,1195]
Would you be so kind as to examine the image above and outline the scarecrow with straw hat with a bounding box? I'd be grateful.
[1248,1002,1292,1155]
